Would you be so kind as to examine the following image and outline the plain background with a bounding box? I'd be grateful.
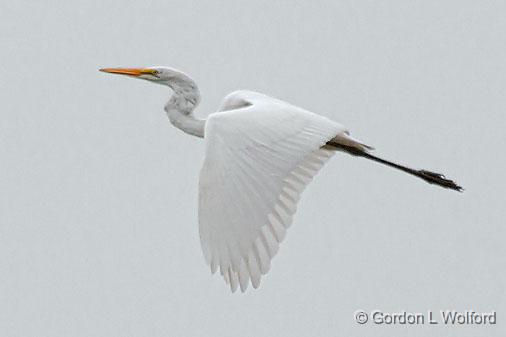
[1,1,505,336]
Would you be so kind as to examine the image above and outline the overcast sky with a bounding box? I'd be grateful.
[1,1,505,336]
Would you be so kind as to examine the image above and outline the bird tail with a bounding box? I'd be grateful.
[325,135,463,192]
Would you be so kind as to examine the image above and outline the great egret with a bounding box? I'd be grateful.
[100,66,462,292]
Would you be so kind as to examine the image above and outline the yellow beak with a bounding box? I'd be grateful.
[99,67,156,77]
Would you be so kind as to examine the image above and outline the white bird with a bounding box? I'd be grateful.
[100,66,462,292]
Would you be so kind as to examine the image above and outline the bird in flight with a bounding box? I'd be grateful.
[100,66,462,292]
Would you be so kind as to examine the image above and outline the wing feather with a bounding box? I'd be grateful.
[198,91,346,292]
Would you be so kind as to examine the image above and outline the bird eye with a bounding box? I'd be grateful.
[146,69,160,78]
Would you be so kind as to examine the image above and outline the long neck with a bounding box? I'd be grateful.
[164,77,205,138]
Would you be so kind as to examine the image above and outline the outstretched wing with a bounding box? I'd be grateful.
[198,91,347,292]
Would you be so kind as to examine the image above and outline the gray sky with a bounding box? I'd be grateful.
[1,0,505,336]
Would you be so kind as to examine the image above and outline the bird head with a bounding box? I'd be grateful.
[99,66,189,87]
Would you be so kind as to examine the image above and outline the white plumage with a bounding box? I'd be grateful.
[100,66,462,293]
[199,91,346,291]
